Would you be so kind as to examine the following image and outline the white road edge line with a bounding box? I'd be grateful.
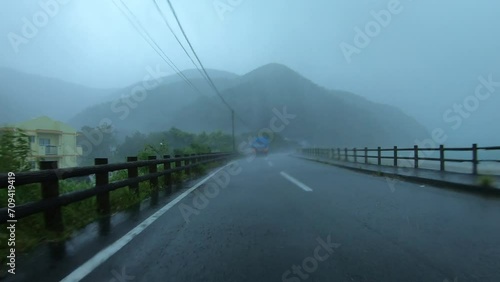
[280,171,313,192]
[61,163,235,282]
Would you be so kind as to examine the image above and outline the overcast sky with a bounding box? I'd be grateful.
[1,0,499,144]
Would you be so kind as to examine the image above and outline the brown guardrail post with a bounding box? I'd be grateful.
[364,147,368,164]
[185,154,191,178]
[175,154,182,182]
[149,156,158,189]
[414,145,419,168]
[40,161,64,233]
[193,153,198,169]
[439,145,445,171]
[344,148,348,161]
[127,157,139,195]
[95,158,110,215]
[393,146,398,166]
[472,143,478,175]
[163,155,172,192]
[175,154,182,168]
[353,148,357,163]
[149,156,159,205]
[337,148,340,160]
[377,147,381,165]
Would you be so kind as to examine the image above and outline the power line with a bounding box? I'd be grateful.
[152,0,209,83]
[153,0,257,130]
[165,0,233,111]
[154,0,254,130]
[114,0,247,124]
[116,0,255,142]
[164,0,256,133]
[113,0,205,97]
[165,0,259,148]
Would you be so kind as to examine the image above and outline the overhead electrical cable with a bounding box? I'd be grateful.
[165,0,232,110]
[152,0,209,83]
[113,0,205,96]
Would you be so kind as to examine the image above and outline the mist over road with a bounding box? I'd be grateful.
[49,153,500,282]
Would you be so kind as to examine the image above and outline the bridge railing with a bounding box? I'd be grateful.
[299,144,500,175]
[0,152,233,231]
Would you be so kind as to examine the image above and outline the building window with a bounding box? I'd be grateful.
[39,138,50,146]
[28,136,35,143]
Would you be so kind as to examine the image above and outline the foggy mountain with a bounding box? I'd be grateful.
[69,69,239,139]
[101,68,240,102]
[172,64,429,147]
[0,68,116,125]
[71,63,428,147]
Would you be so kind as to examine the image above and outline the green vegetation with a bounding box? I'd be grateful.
[0,127,33,172]
[477,175,496,187]
[0,178,157,266]
[0,128,230,269]
[77,126,233,166]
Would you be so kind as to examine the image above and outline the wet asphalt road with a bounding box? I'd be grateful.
[15,153,500,281]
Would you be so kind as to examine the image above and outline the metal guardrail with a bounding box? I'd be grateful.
[299,144,499,175]
[0,152,233,232]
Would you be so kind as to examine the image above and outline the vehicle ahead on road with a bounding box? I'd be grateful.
[251,136,270,156]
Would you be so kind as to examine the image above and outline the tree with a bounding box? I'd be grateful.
[77,125,117,165]
[0,128,33,172]
[115,131,147,160]
[138,141,170,160]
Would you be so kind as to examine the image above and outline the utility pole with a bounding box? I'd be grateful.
[232,110,236,153]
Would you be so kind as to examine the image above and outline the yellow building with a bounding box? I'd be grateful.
[13,116,83,170]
